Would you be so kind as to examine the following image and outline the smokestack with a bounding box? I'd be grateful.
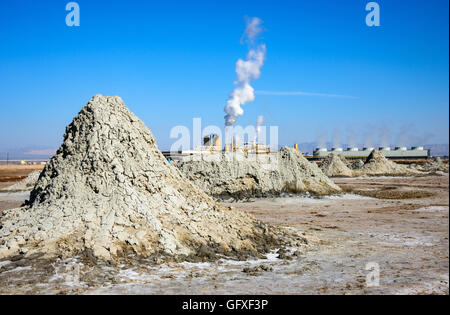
[255,115,264,142]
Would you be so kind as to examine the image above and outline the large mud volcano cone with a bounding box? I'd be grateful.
[0,95,281,261]
[319,154,353,177]
[361,149,421,176]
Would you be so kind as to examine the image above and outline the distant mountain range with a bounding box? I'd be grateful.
[0,147,57,161]
[424,144,450,156]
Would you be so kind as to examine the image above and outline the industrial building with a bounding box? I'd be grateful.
[312,146,430,160]
[161,135,430,162]
[240,142,270,154]
[202,134,221,151]
[161,134,271,161]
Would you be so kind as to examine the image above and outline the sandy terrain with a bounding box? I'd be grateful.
[0,165,43,213]
[0,165,44,180]
[0,175,448,294]
[0,165,44,189]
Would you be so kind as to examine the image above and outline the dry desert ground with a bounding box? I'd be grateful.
[0,166,448,294]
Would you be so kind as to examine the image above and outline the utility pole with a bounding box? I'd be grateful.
[6,152,9,165]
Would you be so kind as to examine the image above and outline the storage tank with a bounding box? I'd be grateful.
[313,147,329,157]
[314,148,328,154]
[332,147,343,152]
[347,147,359,152]
[395,146,407,151]
[379,146,391,151]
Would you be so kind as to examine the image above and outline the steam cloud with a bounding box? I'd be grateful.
[332,129,341,148]
[241,17,264,43]
[346,127,358,148]
[255,115,265,141]
[224,17,266,127]
[316,123,434,150]
[396,123,435,147]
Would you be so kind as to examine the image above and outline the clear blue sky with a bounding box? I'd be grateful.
[0,0,448,152]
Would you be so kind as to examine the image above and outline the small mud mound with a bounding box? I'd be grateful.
[349,159,364,170]
[339,155,352,168]
[1,171,41,192]
[319,154,353,177]
[0,95,291,263]
[360,150,422,176]
[421,157,449,173]
[177,147,341,200]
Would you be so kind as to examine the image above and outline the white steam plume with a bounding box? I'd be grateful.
[241,17,263,44]
[255,115,264,141]
[332,129,341,148]
[346,127,358,148]
[224,17,266,127]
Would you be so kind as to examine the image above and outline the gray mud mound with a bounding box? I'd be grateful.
[319,154,353,177]
[349,159,364,170]
[0,95,286,262]
[339,155,352,168]
[277,148,342,194]
[1,171,41,192]
[177,147,341,200]
[361,150,422,176]
[421,157,449,173]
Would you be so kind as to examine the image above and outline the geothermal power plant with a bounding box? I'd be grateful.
[162,135,430,162]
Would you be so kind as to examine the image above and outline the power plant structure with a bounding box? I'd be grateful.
[161,134,270,161]
[161,135,430,162]
[216,135,270,154]
[312,146,430,160]
[240,142,270,154]
[201,134,222,152]
[221,135,270,154]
